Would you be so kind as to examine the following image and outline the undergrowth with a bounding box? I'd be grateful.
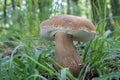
[0,0,120,80]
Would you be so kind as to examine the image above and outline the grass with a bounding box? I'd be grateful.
[0,20,120,80]
[0,0,120,80]
[1,22,120,80]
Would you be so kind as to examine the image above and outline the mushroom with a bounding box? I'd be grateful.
[40,15,96,77]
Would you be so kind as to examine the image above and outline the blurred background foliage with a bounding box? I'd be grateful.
[0,0,120,80]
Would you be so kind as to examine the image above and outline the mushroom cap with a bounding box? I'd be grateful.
[40,15,96,42]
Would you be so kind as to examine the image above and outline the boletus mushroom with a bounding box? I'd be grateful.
[40,15,96,77]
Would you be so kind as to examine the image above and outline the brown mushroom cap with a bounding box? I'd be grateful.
[40,15,96,42]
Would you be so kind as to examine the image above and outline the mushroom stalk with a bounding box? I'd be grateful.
[55,32,83,77]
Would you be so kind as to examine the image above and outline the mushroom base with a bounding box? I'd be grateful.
[55,32,83,77]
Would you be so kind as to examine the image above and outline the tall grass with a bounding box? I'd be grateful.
[0,0,120,80]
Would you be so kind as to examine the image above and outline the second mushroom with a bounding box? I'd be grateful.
[40,15,96,77]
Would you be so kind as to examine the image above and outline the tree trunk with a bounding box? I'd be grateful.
[110,0,120,21]
[4,0,7,24]
[38,0,52,21]
[11,0,15,10]
[90,0,114,31]
[90,0,106,23]
[67,0,70,14]
[67,0,80,15]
